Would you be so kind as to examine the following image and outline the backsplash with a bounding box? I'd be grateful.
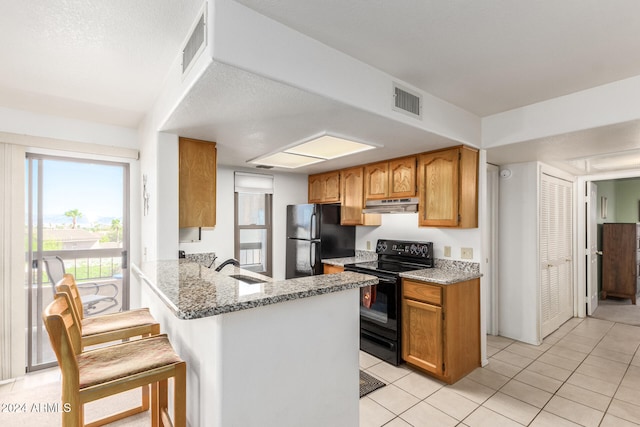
[184,252,217,268]
[353,250,479,274]
[435,259,480,274]
[355,250,378,262]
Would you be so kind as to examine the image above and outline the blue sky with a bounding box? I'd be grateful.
[36,159,124,224]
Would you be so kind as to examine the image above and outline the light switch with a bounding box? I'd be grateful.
[461,247,473,259]
[444,246,451,257]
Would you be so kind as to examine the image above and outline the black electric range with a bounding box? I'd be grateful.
[344,239,433,365]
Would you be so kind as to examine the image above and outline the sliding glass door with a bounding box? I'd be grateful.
[25,154,129,371]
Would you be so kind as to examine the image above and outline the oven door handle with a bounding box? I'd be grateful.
[345,268,397,285]
[375,277,398,285]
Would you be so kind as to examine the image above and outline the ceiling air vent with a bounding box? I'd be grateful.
[393,83,422,118]
[182,6,207,75]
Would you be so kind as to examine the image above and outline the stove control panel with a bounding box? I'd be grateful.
[376,239,433,259]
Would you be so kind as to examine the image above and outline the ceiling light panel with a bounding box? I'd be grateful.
[248,152,324,168]
[285,135,375,159]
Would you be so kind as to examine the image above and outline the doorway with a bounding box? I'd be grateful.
[579,175,640,324]
[25,154,130,371]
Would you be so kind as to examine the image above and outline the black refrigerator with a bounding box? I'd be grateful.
[286,204,355,278]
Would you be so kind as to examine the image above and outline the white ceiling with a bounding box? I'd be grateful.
[2,0,640,174]
[0,0,204,127]
[235,0,640,116]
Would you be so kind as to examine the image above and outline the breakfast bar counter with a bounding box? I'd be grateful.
[132,260,377,427]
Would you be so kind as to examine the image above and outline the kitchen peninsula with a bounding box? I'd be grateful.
[132,260,377,427]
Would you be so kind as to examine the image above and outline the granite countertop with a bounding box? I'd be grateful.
[133,260,377,320]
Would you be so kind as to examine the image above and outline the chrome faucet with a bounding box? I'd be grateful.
[214,258,240,272]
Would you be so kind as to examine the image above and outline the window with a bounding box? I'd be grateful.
[234,173,273,276]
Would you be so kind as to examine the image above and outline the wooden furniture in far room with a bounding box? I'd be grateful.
[341,166,381,226]
[364,156,417,200]
[179,137,217,228]
[43,293,186,427]
[417,146,478,228]
[402,278,480,384]
[323,264,344,274]
[602,223,640,304]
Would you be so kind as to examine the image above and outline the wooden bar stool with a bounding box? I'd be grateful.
[56,274,161,414]
[43,293,186,427]
[55,274,160,349]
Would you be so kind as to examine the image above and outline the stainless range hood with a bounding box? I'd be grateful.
[363,198,419,214]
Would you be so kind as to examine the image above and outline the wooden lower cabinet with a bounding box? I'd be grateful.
[323,264,344,274]
[402,278,480,384]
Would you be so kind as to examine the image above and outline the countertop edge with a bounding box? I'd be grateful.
[399,269,483,285]
[133,262,378,320]
[191,277,378,319]
[132,264,182,317]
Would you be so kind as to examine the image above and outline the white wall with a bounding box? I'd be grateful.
[179,165,308,280]
[356,215,481,262]
[497,162,540,344]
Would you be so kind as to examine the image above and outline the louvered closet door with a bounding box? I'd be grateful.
[540,173,573,338]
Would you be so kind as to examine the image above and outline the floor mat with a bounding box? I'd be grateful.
[359,370,385,398]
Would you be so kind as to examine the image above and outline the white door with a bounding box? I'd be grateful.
[540,173,574,338]
[586,182,599,315]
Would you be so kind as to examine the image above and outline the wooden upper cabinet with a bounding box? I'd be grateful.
[364,162,388,199]
[341,167,381,226]
[179,137,217,228]
[389,157,417,198]
[308,171,341,203]
[418,146,477,228]
[365,156,416,200]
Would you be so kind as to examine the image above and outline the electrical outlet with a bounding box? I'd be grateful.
[366,240,371,250]
[444,246,451,257]
[461,247,473,259]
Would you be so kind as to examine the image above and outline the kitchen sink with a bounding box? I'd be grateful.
[228,274,266,284]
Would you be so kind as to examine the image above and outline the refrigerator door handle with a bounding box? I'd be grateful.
[310,241,316,269]
[310,212,317,240]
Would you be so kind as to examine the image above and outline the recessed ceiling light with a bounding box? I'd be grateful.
[285,135,375,159]
[248,133,378,169]
[249,152,324,169]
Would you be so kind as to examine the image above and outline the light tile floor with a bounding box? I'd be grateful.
[3,316,640,426]
[360,317,640,426]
